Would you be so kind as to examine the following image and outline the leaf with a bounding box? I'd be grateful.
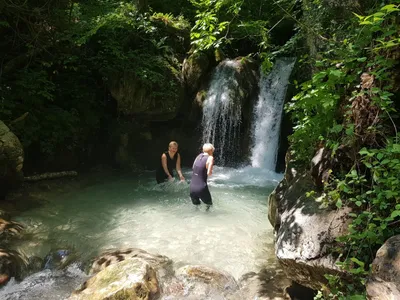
[336,199,343,209]
[350,257,365,267]
[353,12,364,20]
[330,69,343,77]
[360,20,373,25]
[381,4,400,13]
[390,210,400,218]
[331,124,343,133]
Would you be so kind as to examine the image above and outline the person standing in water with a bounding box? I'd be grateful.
[189,143,215,209]
[156,141,185,184]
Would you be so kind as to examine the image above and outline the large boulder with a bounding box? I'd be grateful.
[190,57,259,163]
[193,57,259,115]
[70,258,160,300]
[0,121,24,199]
[268,161,352,290]
[89,248,173,280]
[108,69,182,121]
[182,51,210,95]
[367,235,400,299]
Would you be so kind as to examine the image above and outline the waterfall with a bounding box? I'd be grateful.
[250,58,296,170]
[201,60,243,166]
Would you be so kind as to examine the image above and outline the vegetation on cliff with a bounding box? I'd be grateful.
[285,1,400,298]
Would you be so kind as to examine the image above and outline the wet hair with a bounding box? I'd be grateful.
[203,143,214,153]
[169,141,178,148]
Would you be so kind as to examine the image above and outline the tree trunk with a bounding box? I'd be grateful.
[24,171,78,182]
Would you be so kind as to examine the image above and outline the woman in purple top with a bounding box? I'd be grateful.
[189,143,215,208]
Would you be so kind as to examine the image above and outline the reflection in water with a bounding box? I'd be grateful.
[1,167,280,299]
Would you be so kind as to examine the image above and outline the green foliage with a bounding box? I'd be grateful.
[0,0,190,158]
[286,2,400,298]
[288,2,400,165]
[189,0,296,54]
[334,141,400,258]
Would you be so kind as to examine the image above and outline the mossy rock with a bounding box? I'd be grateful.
[70,258,160,300]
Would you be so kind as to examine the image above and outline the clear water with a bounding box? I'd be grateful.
[0,166,281,299]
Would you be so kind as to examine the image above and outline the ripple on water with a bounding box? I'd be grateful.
[4,167,279,299]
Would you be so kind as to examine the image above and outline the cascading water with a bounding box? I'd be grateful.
[250,58,296,171]
[201,60,243,166]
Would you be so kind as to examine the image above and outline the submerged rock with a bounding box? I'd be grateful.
[70,258,160,300]
[43,249,75,270]
[0,218,24,239]
[171,264,239,298]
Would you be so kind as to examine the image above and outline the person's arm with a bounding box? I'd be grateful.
[176,153,185,181]
[161,154,173,180]
[206,156,214,176]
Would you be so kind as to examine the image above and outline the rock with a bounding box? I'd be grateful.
[70,258,160,300]
[285,281,317,299]
[0,120,24,199]
[0,248,27,285]
[268,165,352,290]
[43,249,74,270]
[182,52,210,94]
[198,58,259,114]
[170,265,239,298]
[108,69,182,120]
[0,218,24,238]
[366,235,400,299]
[310,147,332,190]
[114,133,131,169]
[189,57,259,162]
[367,279,400,300]
[229,268,291,300]
[89,248,173,280]
[26,256,43,275]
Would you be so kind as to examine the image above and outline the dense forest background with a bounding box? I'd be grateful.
[0,0,297,173]
[1,0,399,298]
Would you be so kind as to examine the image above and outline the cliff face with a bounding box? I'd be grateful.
[0,121,24,199]
[268,153,353,290]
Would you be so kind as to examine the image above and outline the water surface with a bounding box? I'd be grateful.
[1,166,281,299]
